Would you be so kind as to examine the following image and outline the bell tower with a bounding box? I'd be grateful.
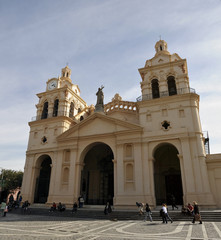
[139,40,190,100]
[27,65,87,151]
[22,65,89,204]
[137,40,215,207]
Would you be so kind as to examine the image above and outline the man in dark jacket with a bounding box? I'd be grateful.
[192,201,202,224]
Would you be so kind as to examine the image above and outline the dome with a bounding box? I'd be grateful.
[155,40,169,55]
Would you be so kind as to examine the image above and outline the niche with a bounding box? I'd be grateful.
[125,144,133,158]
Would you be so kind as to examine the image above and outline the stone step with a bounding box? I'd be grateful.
[9,207,221,222]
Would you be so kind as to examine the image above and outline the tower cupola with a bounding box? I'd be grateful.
[61,65,72,80]
[155,40,169,55]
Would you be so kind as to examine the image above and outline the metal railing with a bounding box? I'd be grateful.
[31,111,72,121]
[202,131,210,154]
[136,87,196,102]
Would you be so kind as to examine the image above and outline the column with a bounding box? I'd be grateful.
[134,143,142,194]
[69,149,77,199]
[29,166,40,203]
[198,156,213,193]
[159,76,167,93]
[74,161,85,201]
[116,144,124,195]
[177,154,187,203]
[48,100,54,118]
[148,158,156,206]
[142,143,151,195]
[112,159,117,205]
[180,138,197,193]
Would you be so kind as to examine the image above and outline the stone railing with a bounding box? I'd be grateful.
[104,101,137,113]
[136,87,196,102]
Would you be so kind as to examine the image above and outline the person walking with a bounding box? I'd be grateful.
[104,202,112,215]
[192,201,202,224]
[144,203,153,222]
[171,194,178,210]
[1,200,7,217]
[139,203,144,215]
[78,196,84,208]
[161,203,173,223]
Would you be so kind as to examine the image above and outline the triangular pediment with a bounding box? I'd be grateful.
[57,112,142,141]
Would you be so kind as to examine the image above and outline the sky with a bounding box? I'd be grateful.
[0,0,221,171]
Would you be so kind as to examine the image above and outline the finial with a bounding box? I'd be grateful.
[66,62,69,67]
[159,35,161,40]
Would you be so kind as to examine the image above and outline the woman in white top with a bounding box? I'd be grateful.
[161,204,173,223]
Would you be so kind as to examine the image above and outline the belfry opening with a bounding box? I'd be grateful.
[80,143,114,205]
[154,144,183,206]
[34,155,52,203]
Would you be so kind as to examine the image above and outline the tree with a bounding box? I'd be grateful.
[0,169,23,201]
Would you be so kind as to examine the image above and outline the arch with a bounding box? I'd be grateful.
[151,79,160,99]
[80,142,114,205]
[167,76,177,96]
[34,155,52,203]
[41,101,48,119]
[53,99,59,117]
[153,143,183,205]
[80,116,84,121]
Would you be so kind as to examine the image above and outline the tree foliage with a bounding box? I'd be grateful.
[0,169,23,192]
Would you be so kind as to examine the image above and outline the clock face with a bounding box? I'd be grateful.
[48,80,57,90]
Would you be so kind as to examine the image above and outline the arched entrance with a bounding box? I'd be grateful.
[81,143,114,205]
[154,143,183,205]
[34,155,52,203]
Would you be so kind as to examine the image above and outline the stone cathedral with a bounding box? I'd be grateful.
[21,40,221,208]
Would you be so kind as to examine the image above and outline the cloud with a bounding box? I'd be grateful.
[0,0,221,170]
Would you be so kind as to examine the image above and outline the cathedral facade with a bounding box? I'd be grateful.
[21,40,221,208]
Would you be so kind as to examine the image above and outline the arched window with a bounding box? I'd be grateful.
[69,102,74,117]
[53,99,59,117]
[78,108,81,113]
[41,101,48,119]
[151,79,160,99]
[80,116,84,121]
[167,76,177,96]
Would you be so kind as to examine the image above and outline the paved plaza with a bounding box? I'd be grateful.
[1,213,221,240]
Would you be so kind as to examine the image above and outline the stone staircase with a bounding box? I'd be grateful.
[10,205,221,222]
